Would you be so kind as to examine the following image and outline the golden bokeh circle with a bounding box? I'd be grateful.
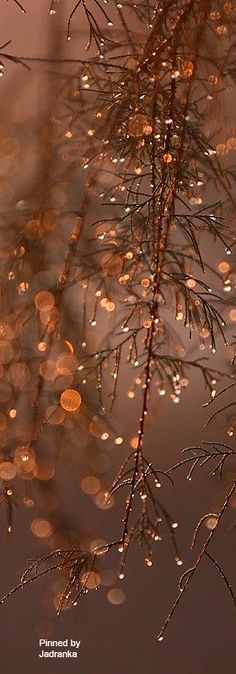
[60,388,81,412]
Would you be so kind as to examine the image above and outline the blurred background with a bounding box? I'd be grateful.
[0,2,236,673]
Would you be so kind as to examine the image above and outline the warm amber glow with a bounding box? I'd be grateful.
[218,261,230,274]
[7,362,30,388]
[34,290,55,312]
[94,491,114,509]
[186,278,196,289]
[0,461,16,480]
[35,460,56,481]
[39,360,57,381]
[229,309,236,322]
[89,417,107,438]
[81,571,101,589]
[53,594,72,612]
[163,152,173,163]
[81,476,101,495]
[107,588,126,605]
[128,113,150,137]
[56,353,78,375]
[181,60,194,77]
[199,327,210,339]
[1,0,236,641]
[31,518,53,538]
[45,405,65,425]
[14,446,36,474]
[130,435,138,449]
[60,388,81,412]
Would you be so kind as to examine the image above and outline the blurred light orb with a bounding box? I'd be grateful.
[0,461,16,480]
[23,496,34,507]
[0,323,13,341]
[143,319,152,328]
[107,588,126,605]
[0,342,14,365]
[38,341,47,352]
[90,539,108,554]
[9,408,17,419]
[14,445,36,474]
[46,404,65,425]
[199,327,210,339]
[141,278,150,288]
[163,152,173,163]
[101,432,109,441]
[229,309,236,322]
[128,113,149,137]
[31,518,53,539]
[105,301,115,312]
[186,278,196,289]
[218,261,230,274]
[35,291,55,312]
[56,353,78,375]
[181,60,194,77]
[39,360,57,381]
[8,362,30,388]
[39,306,59,326]
[89,416,107,438]
[81,476,101,495]
[60,388,81,412]
[81,571,101,589]
[130,435,139,449]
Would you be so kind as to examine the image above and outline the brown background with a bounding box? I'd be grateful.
[0,2,236,673]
